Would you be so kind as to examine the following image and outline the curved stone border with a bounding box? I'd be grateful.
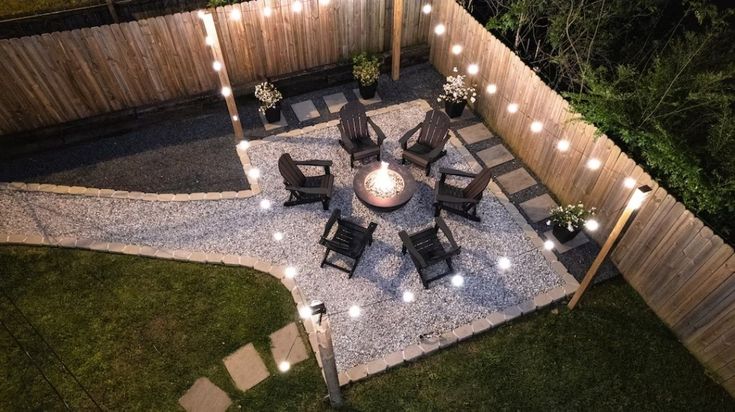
[0,99,579,389]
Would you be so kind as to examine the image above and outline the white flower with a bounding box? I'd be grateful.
[470,97,476,103]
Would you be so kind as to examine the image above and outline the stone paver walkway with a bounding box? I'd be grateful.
[178,378,232,412]
[223,343,270,392]
[270,323,309,367]
[496,168,537,194]
[291,100,320,122]
[519,194,558,223]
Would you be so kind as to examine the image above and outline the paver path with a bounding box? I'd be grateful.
[0,101,566,372]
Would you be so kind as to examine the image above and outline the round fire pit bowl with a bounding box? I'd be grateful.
[353,161,417,212]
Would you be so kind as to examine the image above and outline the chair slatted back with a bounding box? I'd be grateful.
[462,168,493,200]
[339,101,369,142]
[278,153,306,187]
[417,110,450,148]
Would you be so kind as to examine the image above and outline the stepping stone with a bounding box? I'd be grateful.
[291,100,320,122]
[259,111,287,131]
[519,194,558,223]
[352,89,381,105]
[441,108,477,123]
[477,144,514,168]
[223,343,270,392]
[457,123,492,144]
[496,168,537,194]
[323,92,348,113]
[544,230,590,254]
[269,322,309,367]
[178,378,232,412]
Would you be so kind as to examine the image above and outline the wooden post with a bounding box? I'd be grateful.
[316,317,343,407]
[568,186,652,310]
[106,0,119,23]
[201,11,244,140]
[391,0,403,80]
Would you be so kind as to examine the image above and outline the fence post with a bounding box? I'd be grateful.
[316,317,343,408]
[105,0,119,23]
[391,0,403,80]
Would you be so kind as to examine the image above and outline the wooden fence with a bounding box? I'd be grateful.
[0,0,431,135]
[428,0,735,395]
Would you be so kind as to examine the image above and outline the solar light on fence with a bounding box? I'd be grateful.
[584,219,599,231]
[263,6,273,16]
[586,158,601,170]
[530,121,543,133]
[319,0,331,5]
[434,24,446,35]
[197,10,206,19]
[292,1,303,12]
[486,84,498,94]
[624,177,637,189]
[467,64,479,75]
[507,103,519,113]
[451,44,463,55]
[422,4,432,14]
[229,8,241,20]
[557,139,570,152]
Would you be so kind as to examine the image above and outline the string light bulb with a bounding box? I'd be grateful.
[557,139,570,152]
[284,266,297,279]
[298,306,312,319]
[507,103,519,113]
[584,219,600,231]
[530,121,543,133]
[451,274,464,287]
[587,158,602,170]
[263,6,272,16]
[434,24,446,35]
[197,10,206,19]
[422,4,432,14]
[232,115,239,122]
[247,168,260,180]
[451,44,463,55]
[260,199,271,209]
[319,0,330,4]
[292,1,303,12]
[402,291,415,303]
[212,61,222,71]
[467,64,479,75]
[278,361,291,372]
[348,305,361,318]
[486,84,497,94]
[229,8,241,20]
[498,257,511,270]
[273,231,284,241]
[544,240,555,250]
[237,140,249,150]
[204,35,214,46]
[221,86,232,97]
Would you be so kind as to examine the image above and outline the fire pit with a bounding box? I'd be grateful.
[353,161,417,212]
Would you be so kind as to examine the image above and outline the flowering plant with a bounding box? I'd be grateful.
[352,52,381,86]
[547,203,596,232]
[438,67,477,104]
[254,81,282,114]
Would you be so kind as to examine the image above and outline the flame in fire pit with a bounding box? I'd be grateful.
[365,162,405,199]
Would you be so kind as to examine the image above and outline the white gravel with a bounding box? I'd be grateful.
[0,102,563,371]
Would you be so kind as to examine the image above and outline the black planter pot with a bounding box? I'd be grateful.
[552,224,581,244]
[264,102,281,123]
[358,82,378,99]
[445,100,467,118]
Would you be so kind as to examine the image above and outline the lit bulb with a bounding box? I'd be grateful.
[507,103,519,113]
[247,168,260,179]
[587,158,601,170]
[284,266,297,278]
[498,257,511,270]
[221,86,232,97]
[434,24,446,35]
[204,36,214,46]
[584,219,599,231]
[486,84,497,94]
[273,231,284,241]
[212,61,222,71]
[530,121,543,133]
[402,291,415,303]
[319,0,330,4]
[232,115,239,121]
[451,274,464,287]
[348,305,361,318]
[260,199,271,209]
[624,177,636,188]
[263,6,272,16]
[422,4,432,14]
[237,140,249,150]
[292,1,303,12]
[467,64,479,75]
[557,139,570,152]
[229,8,241,20]
[451,44,463,55]
[544,240,555,251]
[278,361,290,372]
[197,10,206,19]
[298,306,312,319]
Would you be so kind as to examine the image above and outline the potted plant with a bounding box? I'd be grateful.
[255,81,283,123]
[352,52,381,99]
[547,203,596,243]
[438,67,477,118]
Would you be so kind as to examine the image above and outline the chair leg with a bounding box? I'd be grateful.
[401,245,407,255]
[322,197,330,211]
[434,204,441,217]
[418,269,429,289]
[350,155,354,169]
[349,255,361,279]
[425,165,431,176]
[401,158,406,165]
[446,258,454,273]
[321,249,330,268]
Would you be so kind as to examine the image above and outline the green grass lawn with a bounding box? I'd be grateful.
[0,0,102,19]
[1,245,732,410]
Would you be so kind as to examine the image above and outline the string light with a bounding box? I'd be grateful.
[232,115,239,121]
[467,64,479,75]
[273,231,284,241]
[197,10,206,19]
[247,168,260,180]
[451,274,465,287]
[212,61,222,71]
[486,84,497,94]
[221,86,232,97]
[451,44,463,55]
[348,305,361,318]
[237,140,249,150]
[260,199,272,209]
[507,103,519,113]
[544,240,555,250]
[530,121,543,133]
[557,139,570,152]
[278,361,291,372]
[585,219,600,231]
[204,35,214,46]
[402,291,415,303]
[298,306,312,319]
[319,0,330,4]
[624,177,637,188]
[434,24,446,35]
[422,4,432,14]
[263,6,272,16]
[498,257,511,270]
[284,266,297,278]
[292,1,303,12]
[587,158,602,170]
[229,8,241,20]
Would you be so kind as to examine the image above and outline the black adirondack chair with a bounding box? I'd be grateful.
[337,101,386,168]
[278,153,334,210]
[319,209,378,277]
[399,109,451,175]
[434,167,493,222]
[399,216,461,289]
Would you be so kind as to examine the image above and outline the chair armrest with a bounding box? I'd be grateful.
[398,123,421,149]
[425,134,450,160]
[439,167,477,179]
[436,193,480,204]
[338,124,357,152]
[398,230,427,267]
[286,185,331,195]
[367,117,387,146]
[321,209,341,239]
[435,216,459,249]
[294,159,332,174]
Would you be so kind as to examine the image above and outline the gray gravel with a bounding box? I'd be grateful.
[0,103,563,371]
